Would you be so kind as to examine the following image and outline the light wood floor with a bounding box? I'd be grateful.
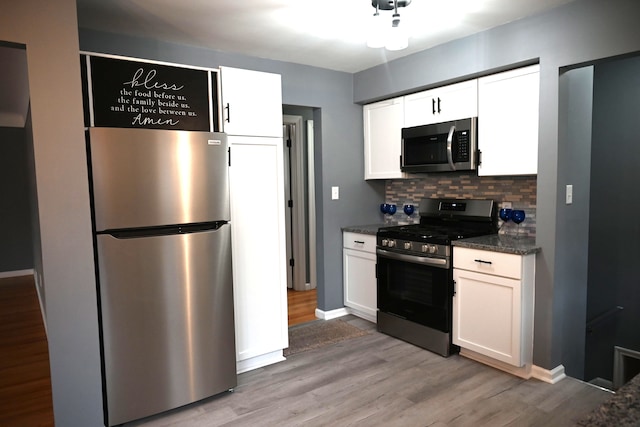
[0,275,54,427]
[287,287,317,326]
[0,279,317,426]
[127,315,612,426]
[1,280,612,426]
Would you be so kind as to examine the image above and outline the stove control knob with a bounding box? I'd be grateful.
[421,244,429,253]
[404,242,412,250]
[381,239,388,247]
[429,245,438,254]
[388,239,396,248]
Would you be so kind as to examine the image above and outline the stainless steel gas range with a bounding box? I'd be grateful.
[376,198,497,357]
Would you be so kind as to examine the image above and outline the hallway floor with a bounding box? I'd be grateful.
[0,275,54,427]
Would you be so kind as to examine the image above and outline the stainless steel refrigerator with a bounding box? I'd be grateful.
[87,127,236,426]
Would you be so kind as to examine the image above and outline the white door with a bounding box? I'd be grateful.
[220,67,283,137]
[404,80,478,127]
[343,248,377,322]
[364,97,404,179]
[453,268,523,366]
[477,65,540,176]
[229,136,288,364]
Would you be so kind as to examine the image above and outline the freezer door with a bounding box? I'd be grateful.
[89,127,229,231]
[97,225,236,426]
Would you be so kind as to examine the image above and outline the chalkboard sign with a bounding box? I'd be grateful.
[88,55,212,131]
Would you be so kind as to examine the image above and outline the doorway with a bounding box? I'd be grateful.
[585,53,640,388]
[282,112,316,292]
[0,43,35,278]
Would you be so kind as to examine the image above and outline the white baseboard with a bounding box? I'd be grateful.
[315,307,349,320]
[531,364,566,384]
[345,307,377,323]
[460,348,533,379]
[236,350,285,374]
[0,269,34,279]
[460,349,566,384]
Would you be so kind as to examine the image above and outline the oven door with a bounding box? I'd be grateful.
[376,249,452,332]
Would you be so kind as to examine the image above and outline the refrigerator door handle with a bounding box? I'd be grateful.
[99,221,229,239]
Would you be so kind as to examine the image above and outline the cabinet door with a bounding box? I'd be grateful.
[477,65,539,176]
[220,67,283,137]
[453,268,523,366]
[404,80,478,127]
[343,247,377,322]
[364,97,405,179]
[229,136,288,363]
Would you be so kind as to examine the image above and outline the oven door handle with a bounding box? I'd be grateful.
[377,248,450,269]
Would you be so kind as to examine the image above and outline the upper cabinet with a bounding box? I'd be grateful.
[364,97,405,180]
[220,66,283,137]
[477,65,540,176]
[404,80,478,127]
[363,64,540,179]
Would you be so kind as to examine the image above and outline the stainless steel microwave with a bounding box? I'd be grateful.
[401,117,477,173]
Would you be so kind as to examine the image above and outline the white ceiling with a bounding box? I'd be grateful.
[76,0,577,74]
[1,0,577,129]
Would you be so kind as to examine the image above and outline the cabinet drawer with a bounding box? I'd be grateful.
[453,247,522,279]
[343,232,377,253]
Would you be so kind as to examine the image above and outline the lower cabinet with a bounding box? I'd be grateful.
[343,232,377,322]
[452,247,535,377]
[229,135,288,373]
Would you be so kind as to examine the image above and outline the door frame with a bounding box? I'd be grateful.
[283,114,316,291]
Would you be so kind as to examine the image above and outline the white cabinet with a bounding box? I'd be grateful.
[452,247,535,377]
[220,66,283,137]
[343,231,377,322]
[229,135,288,373]
[363,80,478,180]
[404,80,478,127]
[477,65,540,176]
[363,97,405,180]
[222,67,287,374]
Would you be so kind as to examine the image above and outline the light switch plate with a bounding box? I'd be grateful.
[566,184,573,204]
[331,186,339,200]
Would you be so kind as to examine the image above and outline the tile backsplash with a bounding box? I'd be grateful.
[384,174,537,236]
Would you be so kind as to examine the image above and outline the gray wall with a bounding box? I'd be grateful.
[1,1,103,426]
[353,0,640,374]
[557,66,594,378]
[0,126,34,272]
[585,55,640,381]
[78,30,385,314]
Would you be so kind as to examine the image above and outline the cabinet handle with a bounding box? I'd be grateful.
[225,103,231,123]
[432,98,436,115]
[354,240,365,244]
[474,259,492,264]
[437,97,441,113]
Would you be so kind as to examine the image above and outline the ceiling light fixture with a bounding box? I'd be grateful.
[367,0,411,51]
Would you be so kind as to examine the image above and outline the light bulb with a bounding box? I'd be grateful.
[367,12,387,48]
[386,14,408,51]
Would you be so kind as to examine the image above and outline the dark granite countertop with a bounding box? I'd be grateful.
[341,224,385,236]
[452,234,541,255]
[577,373,640,426]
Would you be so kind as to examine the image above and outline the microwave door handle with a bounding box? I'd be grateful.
[446,125,456,171]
